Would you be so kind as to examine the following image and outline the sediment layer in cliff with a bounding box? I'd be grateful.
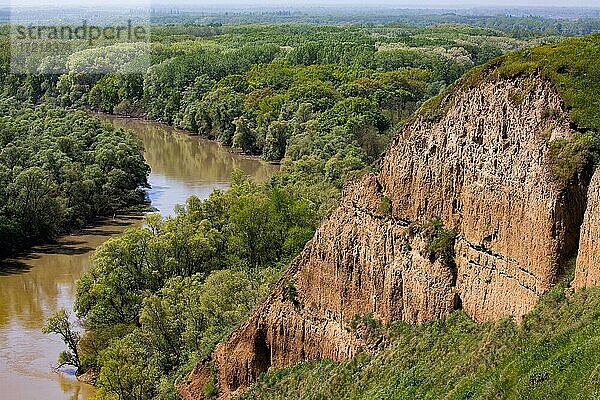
[574,168,600,288]
[180,176,458,399]
[180,71,594,399]
[379,75,590,322]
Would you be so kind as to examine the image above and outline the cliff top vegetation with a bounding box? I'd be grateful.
[419,33,600,183]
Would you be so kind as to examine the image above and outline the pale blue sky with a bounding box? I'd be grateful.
[8,0,600,8]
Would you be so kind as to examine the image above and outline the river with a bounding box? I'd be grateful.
[0,117,277,400]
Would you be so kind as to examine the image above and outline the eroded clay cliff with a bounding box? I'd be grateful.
[180,176,458,399]
[379,76,590,321]
[180,74,593,399]
[573,168,600,288]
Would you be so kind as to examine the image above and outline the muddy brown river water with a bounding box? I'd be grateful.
[0,116,277,400]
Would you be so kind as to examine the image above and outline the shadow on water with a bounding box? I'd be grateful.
[0,215,146,277]
[81,229,122,236]
[0,260,32,276]
[33,242,95,256]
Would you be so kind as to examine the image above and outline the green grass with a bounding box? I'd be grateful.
[419,33,600,132]
[239,271,600,400]
[492,34,600,133]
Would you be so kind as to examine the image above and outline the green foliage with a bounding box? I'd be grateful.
[350,313,384,343]
[42,309,82,373]
[88,74,120,113]
[74,176,316,399]
[76,180,315,327]
[548,132,599,185]
[169,61,434,179]
[240,274,600,400]
[0,99,149,258]
[94,333,161,400]
[202,363,219,399]
[78,323,134,372]
[142,45,280,124]
[286,282,299,308]
[88,268,278,400]
[420,218,458,266]
[379,195,392,217]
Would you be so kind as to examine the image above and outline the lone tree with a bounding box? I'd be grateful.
[43,309,82,374]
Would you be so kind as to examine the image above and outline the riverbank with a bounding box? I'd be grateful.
[0,114,278,400]
[0,215,142,400]
[0,213,147,270]
[95,111,282,165]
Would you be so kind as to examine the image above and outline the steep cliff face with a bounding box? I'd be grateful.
[379,76,589,321]
[180,74,592,400]
[180,176,458,399]
[573,168,600,288]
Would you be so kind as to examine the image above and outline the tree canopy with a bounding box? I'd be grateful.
[0,99,149,257]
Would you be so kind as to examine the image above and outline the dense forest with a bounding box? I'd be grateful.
[0,99,148,257]
[1,13,599,400]
[70,176,317,399]
[0,22,565,212]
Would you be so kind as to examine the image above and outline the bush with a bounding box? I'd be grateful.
[421,218,457,266]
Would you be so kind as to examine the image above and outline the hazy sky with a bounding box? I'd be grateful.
[7,0,600,8]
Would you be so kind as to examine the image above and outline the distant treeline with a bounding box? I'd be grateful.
[146,12,600,38]
[8,7,599,37]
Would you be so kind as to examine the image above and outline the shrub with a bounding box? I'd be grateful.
[421,218,457,266]
[548,131,597,186]
[379,195,392,217]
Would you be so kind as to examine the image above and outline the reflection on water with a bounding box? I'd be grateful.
[107,117,277,216]
[0,116,277,399]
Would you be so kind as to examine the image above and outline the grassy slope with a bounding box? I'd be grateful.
[240,272,600,400]
[239,35,600,400]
